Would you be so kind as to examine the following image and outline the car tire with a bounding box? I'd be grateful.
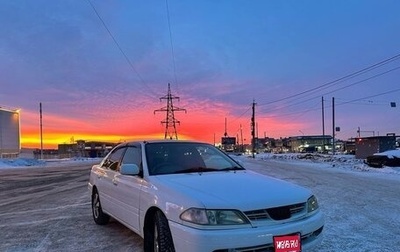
[92,190,110,225]
[146,211,175,252]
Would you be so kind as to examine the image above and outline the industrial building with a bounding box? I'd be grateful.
[288,135,333,153]
[355,135,397,159]
[57,140,115,158]
[0,107,21,158]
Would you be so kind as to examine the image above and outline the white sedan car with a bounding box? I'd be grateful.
[88,140,324,252]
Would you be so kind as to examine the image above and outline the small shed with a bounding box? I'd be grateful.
[355,136,397,159]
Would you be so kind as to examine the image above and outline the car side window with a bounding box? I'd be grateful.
[121,146,142,167]
[102,147,126,171]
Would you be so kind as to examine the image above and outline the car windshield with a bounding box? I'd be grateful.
[145,142,245,175]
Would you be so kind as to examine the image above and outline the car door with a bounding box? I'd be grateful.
[111,145,143,233]
[97,146,126,215]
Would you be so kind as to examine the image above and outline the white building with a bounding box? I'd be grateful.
[0,107,21,157]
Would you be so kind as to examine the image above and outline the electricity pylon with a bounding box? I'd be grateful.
[154,83,186,140]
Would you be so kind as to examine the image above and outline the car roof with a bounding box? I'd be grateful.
[115,139,210,147]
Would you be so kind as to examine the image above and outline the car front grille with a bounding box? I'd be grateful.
[213,226,324,252]
[244,203,306,221]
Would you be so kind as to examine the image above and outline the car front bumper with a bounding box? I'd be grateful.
[169,211,324,252]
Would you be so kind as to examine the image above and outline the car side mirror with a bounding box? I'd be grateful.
[120,164,140,176]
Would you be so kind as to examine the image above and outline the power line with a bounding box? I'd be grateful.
[86,0,157,97]
[258,65,400,116]
[337,88,400,107]
[268,64,400,108]
[260,102,321,119]
[336,98,399,106]
[264,87,400,119]
[319,66,400,96]
[231,55,400,136]
[336,100,389,106]
[231,64,400,129]
[165,0,179,93]
[258,52,400,106]
[230,107,252,124]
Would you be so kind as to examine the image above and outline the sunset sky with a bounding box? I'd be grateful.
[1,0,400,148]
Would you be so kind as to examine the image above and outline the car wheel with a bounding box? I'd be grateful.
[147,211,175,252]
[92,190,110,225]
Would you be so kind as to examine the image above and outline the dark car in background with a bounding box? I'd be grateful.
[366,149,400,168]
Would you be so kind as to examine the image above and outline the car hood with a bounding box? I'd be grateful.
[153,170,311,211]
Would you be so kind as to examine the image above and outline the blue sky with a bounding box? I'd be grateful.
[1,0,399,147]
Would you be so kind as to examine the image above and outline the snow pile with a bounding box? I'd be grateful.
[254,152,400,175]
[257,153,362,165]
[0,157,101,169]
[373,149,400,158]
[0,158,46,168]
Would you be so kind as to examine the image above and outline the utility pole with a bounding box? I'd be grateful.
[0,110,2,158]
[213,133,216,146]
[251,100,256,158]
[154,83,186,140]
[224,117,228,137]
[39,102,43,159]
[332,97,335,156]
[240,124,243,153]
[322,96,325,152]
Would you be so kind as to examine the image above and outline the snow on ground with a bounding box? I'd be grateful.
[373,148,400,158]
[0,148,101,169]
[2,151,399,177]
[236,152,400,176]
[1,151,399,251]
[0,157,102,169]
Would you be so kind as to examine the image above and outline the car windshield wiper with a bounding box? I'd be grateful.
[219,166,245,171]
[174,166,245,174]
[174,167,218,174]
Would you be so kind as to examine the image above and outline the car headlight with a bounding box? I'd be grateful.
[307,195,319,213]
[180,208,249,225]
